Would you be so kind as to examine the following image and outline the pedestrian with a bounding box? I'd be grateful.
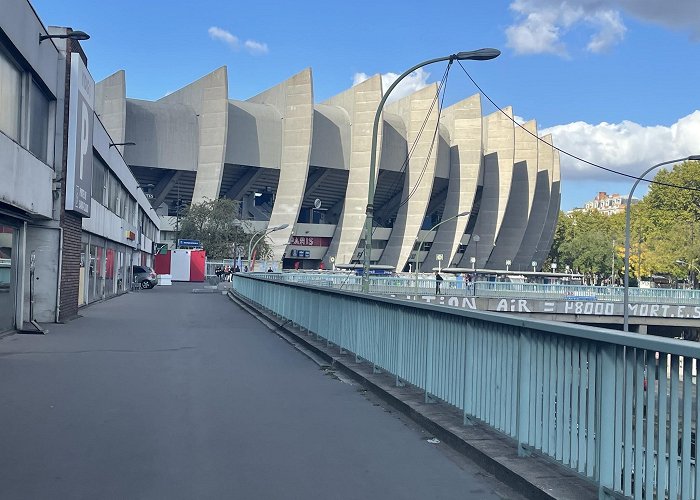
[224,265,231,282]
[267,267,273,273]
[435,270,443,295]
[243,265,248,273]
[234,265,240,273]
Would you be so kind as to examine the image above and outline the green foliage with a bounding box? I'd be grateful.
[178,198,271,260]
[552,210,622,283]
[549,160,700,286]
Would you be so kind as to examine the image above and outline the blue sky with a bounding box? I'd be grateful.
[31,0,700,210]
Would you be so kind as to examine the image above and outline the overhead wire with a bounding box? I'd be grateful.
[376,61,452,226]
[350,62,451,268]
[456,60,700,194]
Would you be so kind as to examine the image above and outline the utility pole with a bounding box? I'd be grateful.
[611,239,615,285]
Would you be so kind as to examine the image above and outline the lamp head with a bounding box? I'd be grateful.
[39,30,90,43]
[455,48,501,61]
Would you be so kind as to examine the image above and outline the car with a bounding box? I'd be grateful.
[131,265,158,289]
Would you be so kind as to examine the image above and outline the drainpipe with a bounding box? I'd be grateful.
[55,226,64,323]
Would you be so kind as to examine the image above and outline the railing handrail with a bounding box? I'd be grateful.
[234,273,700,358]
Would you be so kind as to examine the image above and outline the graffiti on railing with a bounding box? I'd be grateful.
[390,294,700,319]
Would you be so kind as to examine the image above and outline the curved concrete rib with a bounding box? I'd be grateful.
[457,107,514,268]
[322,75,383,266]
[486,119,538,269]
[159,67,229,203]
[310,104,350,170]
[124,99,199,171]
[379,84,440,271]
[226,100,283,169]
[423,94,482,270]
[248,68,314,259]
[95,70,126,153]
[512,133,553,271]
[533,145,561,267]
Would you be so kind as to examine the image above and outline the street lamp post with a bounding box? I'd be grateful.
[505,259,511,272]
[532,261,537,272]
[623,155,700,331]
[361,48,501,292]
[248,224,290,271]
[472,234,480,269]
[414,211,470,294]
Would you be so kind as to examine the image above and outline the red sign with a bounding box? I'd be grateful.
[289,236,331,247]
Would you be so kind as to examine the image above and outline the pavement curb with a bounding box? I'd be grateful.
[228,290,599,500]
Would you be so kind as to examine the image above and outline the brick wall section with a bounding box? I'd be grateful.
[58,40,85,322]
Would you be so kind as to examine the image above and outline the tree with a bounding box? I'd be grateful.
[178,198,271,260]
[551,210,622,283]
[548,160,700,285]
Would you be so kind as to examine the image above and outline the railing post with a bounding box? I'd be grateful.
[517,329,531,456]
[597,344,616,499]
[425,318,434,404]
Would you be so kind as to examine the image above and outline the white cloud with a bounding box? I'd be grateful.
[243,40,269,55]
[505,5,569,56]
[208,26,238,48]
[208,26,269,55]
[353,68,431,103]
[541,110,700,181]
[586,9,626,53]
[506,0,698,56]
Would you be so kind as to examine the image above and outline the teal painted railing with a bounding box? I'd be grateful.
[243,270,700,305]
[233,274,700,499]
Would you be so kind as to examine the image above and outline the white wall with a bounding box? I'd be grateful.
[0,133,54,219]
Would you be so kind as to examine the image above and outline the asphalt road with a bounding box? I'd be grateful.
[0,283,526,500]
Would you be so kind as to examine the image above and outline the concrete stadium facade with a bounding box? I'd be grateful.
[96,66,560,272]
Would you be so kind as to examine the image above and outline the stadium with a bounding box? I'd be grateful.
[96,66,560,272]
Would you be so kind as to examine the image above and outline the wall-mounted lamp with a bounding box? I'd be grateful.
[109,142,136,148]
[39,29,90,44]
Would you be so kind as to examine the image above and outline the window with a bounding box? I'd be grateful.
[0,50,21,141]
[29,81,50,163]
[92,157,106,205]
[108,171,118,213]
[119,186,128,219]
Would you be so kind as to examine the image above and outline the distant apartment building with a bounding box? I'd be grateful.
[584,192,638,216]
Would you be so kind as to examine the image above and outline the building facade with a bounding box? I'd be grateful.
[583,191,638,216]
[0,0,159,333]
[97,67,560,273]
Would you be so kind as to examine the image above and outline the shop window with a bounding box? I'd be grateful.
[0,49,21,141]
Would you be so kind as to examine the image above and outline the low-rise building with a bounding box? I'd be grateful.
[583,192,638,216]
[0,0,159,333]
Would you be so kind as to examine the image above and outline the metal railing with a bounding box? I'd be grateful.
[232,274,700,499]
[238,270,700,304]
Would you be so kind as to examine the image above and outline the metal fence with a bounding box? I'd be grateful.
[238,269,700,304]
[232,273,700,499]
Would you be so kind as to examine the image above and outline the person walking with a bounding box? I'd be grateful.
[435,270,443,295]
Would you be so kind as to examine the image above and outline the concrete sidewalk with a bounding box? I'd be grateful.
[0,283,529,500]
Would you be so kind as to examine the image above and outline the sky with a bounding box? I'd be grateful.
[30,0,700,211]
